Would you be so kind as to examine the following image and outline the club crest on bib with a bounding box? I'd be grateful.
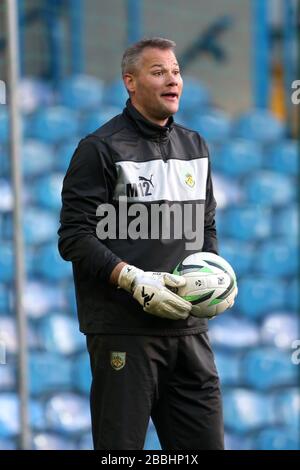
[184,172,195,188]
[110,352,126,371]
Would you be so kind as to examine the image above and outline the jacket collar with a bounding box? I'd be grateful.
[123,99,174,142]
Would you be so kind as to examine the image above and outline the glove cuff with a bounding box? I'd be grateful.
[118,264,143,293]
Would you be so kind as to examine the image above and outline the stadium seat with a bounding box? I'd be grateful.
[254,427,299,450]
[224,433,251,450]
[19,78,54,114]
[273,206,298,241]
[32,433,76,450]
[81,106,123,135]
[0,282,11,314]
[208,313,260,349]
[55,140,79,172]
[0,394,45,438]
[77,432,93,450]
[34,243,72,281]
[211,174,242,210]
[29,352,73,395]
[0,179,13,212]
[221,206,272,241]
[286,278,298,311]
[38,313,85,354]
[261,312,298,348]
[213,351,241,385]
[267,140,298,176]
[255,239,298,276]
[189,108,231,143]
[179,77,211,115]
[22,140,55,177]
[72,352,92,395]
[222,389,276,433]
[219,240,255,276]
[0,243,14,282]
[0,108,8,143]
[23,281,67,319]
[102,79,129,108]
[0,438,16,450]
[0,146,8,177]
[244,171,295,206]
[32,173,64,210]
[45,392,91,433]
[274,388,300,430]
[0,364,15,391]
[234,109,284,143]
[0,316,40,354]
[241,347,297,390]
[213,139,263,176]
[58,75,104,110]
[236,277,285,319]
[28,107,79,143]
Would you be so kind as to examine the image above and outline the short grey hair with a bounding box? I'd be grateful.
[121,37,176,76]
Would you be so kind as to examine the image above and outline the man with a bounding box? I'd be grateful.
[58,37,224,450]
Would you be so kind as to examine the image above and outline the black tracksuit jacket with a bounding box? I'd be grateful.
[58,99,218,335]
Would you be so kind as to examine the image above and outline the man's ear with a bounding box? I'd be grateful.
[123,73,136,95]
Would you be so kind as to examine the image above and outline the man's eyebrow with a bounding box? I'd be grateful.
[150,63,179,68]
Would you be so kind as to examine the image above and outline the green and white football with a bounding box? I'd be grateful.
[173,252,238,319]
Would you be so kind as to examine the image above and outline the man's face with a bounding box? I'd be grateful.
[123,47,183,126]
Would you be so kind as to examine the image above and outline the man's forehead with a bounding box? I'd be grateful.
[140,48,178,67]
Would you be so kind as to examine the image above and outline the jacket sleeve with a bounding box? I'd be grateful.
[57,138,122,281]
[201,139,219,255]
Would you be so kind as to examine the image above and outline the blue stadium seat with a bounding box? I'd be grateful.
[0,438,16,450]
[32,173,64,210]
[72,352,92,395]
[254,427,299,450]
[244,171,295,206]
[39,313,85,354]
[211,173,242,209]
[255,239,298,276]
[23,281,67,319]
[223,389,276,433]
[261,312,298,348]
[221,206,272,241]
[0,178,13,212]
[55,140,78,173]
[29,352,73,395]
[267,140,298,176]
[78,432,93,450]
[213,351,241,385]
[275,388,300,430]
[0,146,8,177]
[241,347,297,390]
[224,433,251,450]
[213,139,263,176]
[81,106,123,135]
[22,140,55,177]
[19,78,54,114]
[0,283,11,314]
[103,79,129,108]
[273,206,298,241]
[45,393,91,433]
[59,75,104,110]
[236,277,285,319]
[189,108,231,143]
[219,240,255,277]
[32,433,77,450]
[144,419,161,450]
[28,107,79,143]
[287,278,298,311]
[0,316,40,354]
[179,77,211,115]
[208,313,260,349]
[34,243,72,281]
[234,109,284,143]
[0,108,8,143]
[0,243,13,282]
[0,364,15,391]
[0,393,20,437]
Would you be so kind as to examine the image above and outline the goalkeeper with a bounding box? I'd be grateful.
[58,37,224,450]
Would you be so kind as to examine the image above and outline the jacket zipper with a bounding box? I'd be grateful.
[159,138,167,162]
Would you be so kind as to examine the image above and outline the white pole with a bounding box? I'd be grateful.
[5,0,31,449]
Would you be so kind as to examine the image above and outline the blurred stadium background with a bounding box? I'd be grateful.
[0,0,299,450]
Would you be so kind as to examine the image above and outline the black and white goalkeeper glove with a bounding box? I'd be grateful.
[118,265,192,320]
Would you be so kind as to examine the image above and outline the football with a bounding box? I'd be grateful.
[173,252,238,319]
